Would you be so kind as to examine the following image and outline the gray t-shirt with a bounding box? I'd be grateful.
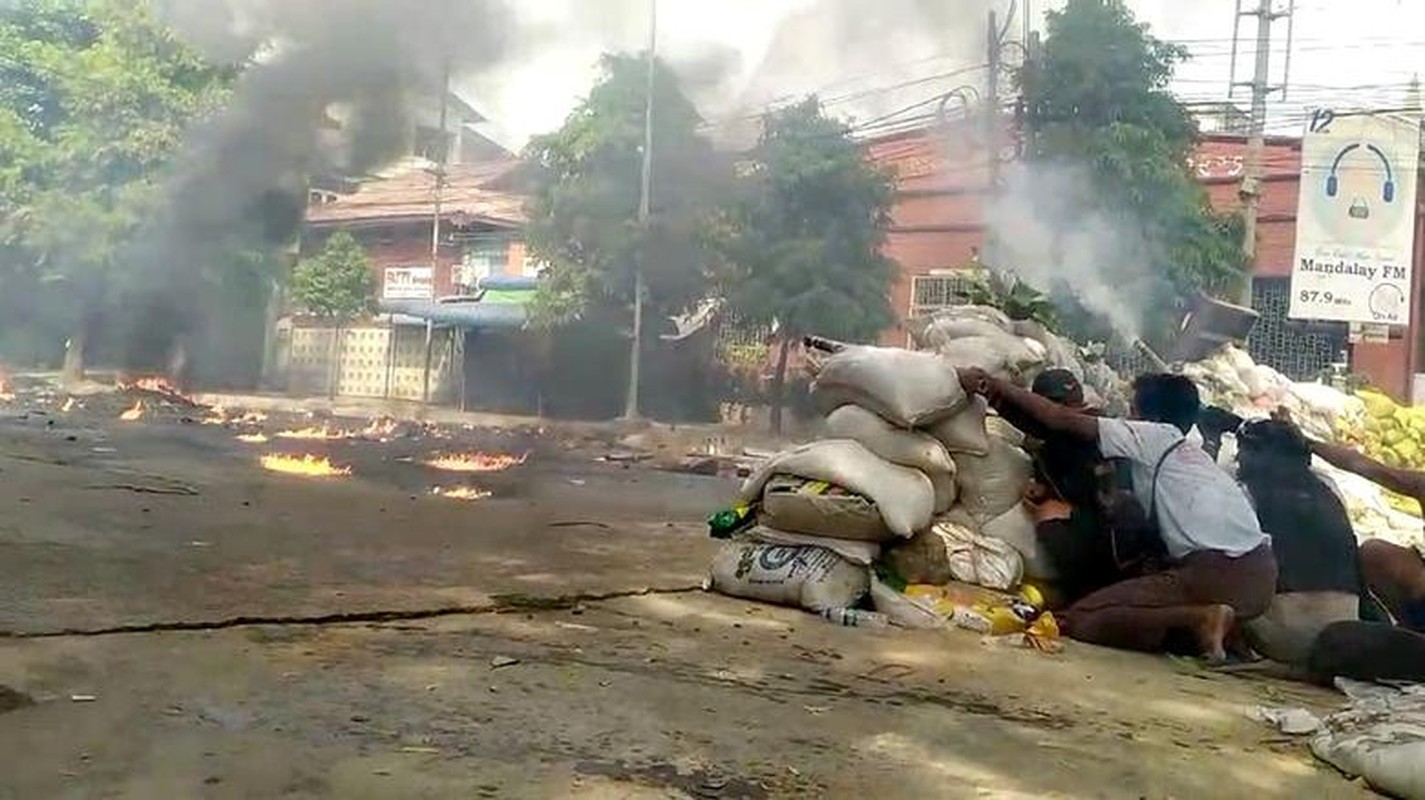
[1098,418,1268,560]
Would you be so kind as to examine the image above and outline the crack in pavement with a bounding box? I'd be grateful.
[0,585,704,640]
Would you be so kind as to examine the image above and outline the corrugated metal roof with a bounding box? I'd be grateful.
[306,160,527,228]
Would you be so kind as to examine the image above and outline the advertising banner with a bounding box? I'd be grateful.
[382,266,434,300]
[1289,110,1420,325]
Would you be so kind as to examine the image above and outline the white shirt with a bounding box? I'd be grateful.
[1098,418,1268,561]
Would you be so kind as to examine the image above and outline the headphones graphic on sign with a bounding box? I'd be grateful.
[1325,143,1396,219]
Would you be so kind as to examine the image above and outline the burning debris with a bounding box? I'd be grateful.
[119,401,146,422]
[118,376,200,407]
[274,426,351,441]
[430,486,493,502]
[422,452,528,473]
[361,417,401,442]
[259,453,351,477]
[0,372,13,403]
[235,433,270,444]
[61,398,76,413]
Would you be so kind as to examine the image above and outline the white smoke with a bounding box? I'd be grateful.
[985,162,1167,341]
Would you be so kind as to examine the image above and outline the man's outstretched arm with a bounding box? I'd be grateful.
[1311,439,1425,501]
[960,368,1098,442]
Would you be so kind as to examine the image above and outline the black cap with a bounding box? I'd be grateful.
[1031,368,1084,407]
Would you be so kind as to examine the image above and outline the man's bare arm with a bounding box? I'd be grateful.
[962,369,1098,441]
[1311,439,1425,499]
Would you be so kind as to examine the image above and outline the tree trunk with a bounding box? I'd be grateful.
[769,337,791,436]
[61,325,87,387]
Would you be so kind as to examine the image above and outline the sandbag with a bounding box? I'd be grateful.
[939,519,1023,591]
[708,541,869,612]
[759,475,892,542]
[740,440,936,539]
[982,503,1058,581]
[810,346,968,428]
[883,527,955,586]
[927,396,990,455]
[986,413,1026,448]
[930,470,957,514]
[824,404,955,473]
[1245,592,1359,667]
[915,317,1012,346]
[747,525,881,566]
[932,334,1043,384]
[1309,679,1425,800]
[954,436,1034,524]
[870,576,946,629]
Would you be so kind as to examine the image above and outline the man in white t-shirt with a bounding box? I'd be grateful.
[959,368,1277,662]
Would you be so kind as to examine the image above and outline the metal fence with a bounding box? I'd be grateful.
[1245,277,1348,381]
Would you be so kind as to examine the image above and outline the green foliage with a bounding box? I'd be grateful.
[523,52,726,327]
[1017,0,1247,336]
[707,97,897,344]
[289,232,376,321]
[0,0,235,366]
[961,270,1059,330]
[706,97,898,431]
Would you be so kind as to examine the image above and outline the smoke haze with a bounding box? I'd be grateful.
[985,162,1163,341]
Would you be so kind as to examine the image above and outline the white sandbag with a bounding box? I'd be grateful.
[1310,683,1425,800]
[981,504,1058,581]
[1245,592,1359,666]
[884,527,955,585]
[760,475,892,542]
[931,304,1012,330]
[740,440,935,539]
[708,541,870,612]
[824,404,955,473]
[915,317,1013,346]
[939,519,1023,591]
[930,469,957,514]
[927,396,990,455]
[954,436,1034,524]
[870,576,946,629]
[986,413,1026,448]
[747,525,881,567]
[811,346,968,428]
[933,334,1043,385]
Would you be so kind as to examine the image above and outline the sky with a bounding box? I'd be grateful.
[462,0,1425,148]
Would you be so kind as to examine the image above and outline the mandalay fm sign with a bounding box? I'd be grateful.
[1289,109,1420,326]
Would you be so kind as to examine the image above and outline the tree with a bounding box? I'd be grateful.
[708,98,898,433]
[523,52,728,415]
[1014,0,1246,344]
[289,231,375,397]
[0,0,234,381]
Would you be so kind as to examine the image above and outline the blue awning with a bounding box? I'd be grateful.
[379,299,528,330]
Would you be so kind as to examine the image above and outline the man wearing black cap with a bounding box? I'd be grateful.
[999,369,1159,604]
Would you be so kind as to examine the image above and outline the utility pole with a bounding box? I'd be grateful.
[623,0,657,421]
[1232,0,1292,305]
[985,9,1002,190]
[422,58,451,406]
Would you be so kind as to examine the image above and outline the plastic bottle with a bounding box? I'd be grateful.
[820,608,891,628]
[707,504,754,539]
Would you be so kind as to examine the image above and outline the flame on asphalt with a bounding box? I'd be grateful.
[119,401,145,421]
[235,433,270,444]
[275,426,349,440]
[430,486,492,501]
[119,376,196,404]
[422,452,528,473]
[61,397,76,413]
[259,453,351,477]
[362,417,400,441]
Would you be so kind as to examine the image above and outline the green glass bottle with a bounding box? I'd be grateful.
[707,503,754,539]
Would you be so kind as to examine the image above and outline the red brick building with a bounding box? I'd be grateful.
[867,125,1425,399]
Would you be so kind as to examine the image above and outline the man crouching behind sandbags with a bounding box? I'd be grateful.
[958,367,1276,663]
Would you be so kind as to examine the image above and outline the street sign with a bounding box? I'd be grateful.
[382,266,434,300]
[1289,109,1420,325]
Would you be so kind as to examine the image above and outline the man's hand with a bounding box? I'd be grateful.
[957,366,992,396]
